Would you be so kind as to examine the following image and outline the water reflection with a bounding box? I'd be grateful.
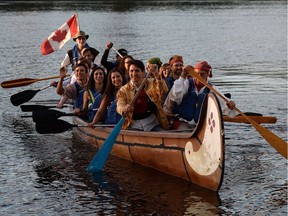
[19,129,223,215]
[91,157,223,215]
[43,133,223,215]
[35,162,64,184]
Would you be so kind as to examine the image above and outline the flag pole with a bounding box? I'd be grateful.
[76,12,80,32]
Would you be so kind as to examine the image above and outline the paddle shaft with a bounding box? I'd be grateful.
[187,68,287,159]
[112,47,123,58]
[1,75,69,88]
[223,115,277,124]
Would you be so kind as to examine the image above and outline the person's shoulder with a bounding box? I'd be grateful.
[119,82,133,93]
[121,82,132,90]
[67,48,73,54]
[66,49,73,59]
[166,76,175,87]
[88,46,100,56]
[166,76,174,82]
[65,83,76,89]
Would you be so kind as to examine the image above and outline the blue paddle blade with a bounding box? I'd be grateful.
[87,117,125,172]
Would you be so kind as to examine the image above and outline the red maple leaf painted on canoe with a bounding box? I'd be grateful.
[51,29,68,43]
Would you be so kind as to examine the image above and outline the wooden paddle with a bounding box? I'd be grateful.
[223,115,277,124]
[10,77,70,106]
[35,119,115,134]
[187,68,287,159]
[112,47,123,58]
[1,75,69,88]
[87,68,153,172]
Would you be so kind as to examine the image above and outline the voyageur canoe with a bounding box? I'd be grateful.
[73,92,225,192]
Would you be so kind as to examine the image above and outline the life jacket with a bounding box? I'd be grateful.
[67,43,90,69]
[132,89,156,120]
[73,81,85,109]
[173,79,210,122]
[87,89,103,122]
[166,76,175,91]
[87,88,100,108]
[105,95,122,124]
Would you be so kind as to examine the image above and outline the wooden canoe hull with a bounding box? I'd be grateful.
[73,93,225,192]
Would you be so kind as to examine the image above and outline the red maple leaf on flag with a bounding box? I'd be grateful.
[51,29,68,43]
[41,14,79,55]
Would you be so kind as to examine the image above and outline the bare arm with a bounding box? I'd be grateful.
[56,67,67,95]
[81,90,89,111]
[88,95,108,126]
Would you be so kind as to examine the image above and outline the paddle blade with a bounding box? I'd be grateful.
[1,78,37,88]
[10,90,39,106]
[87,117,125,172]
[32,109,69,122]
[35,119,76,134]
[248,118,288,159]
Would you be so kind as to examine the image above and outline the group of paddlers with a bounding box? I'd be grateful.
[54,30,237,131]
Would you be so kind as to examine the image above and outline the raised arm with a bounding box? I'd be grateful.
[100,42,114,71]
[56,67,67,95]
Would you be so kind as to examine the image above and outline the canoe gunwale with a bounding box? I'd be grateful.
[75,117,197,139]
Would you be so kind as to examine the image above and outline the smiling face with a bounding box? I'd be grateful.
[75,65,87,82]
[110,71,123,89]
[129,64,145,87]
[83,50,93,63]
[76,36,86,48]
[171,61,183,77]
[93,69,104,84]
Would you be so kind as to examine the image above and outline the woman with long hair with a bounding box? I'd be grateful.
[88,68,124,126]
[80,66,107,122]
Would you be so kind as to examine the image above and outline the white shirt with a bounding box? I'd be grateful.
[164,77,237,118]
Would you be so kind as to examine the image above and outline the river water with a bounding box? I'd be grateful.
[0,1,287,215]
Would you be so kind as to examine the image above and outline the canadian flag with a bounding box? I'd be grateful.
[41,14,79,55]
